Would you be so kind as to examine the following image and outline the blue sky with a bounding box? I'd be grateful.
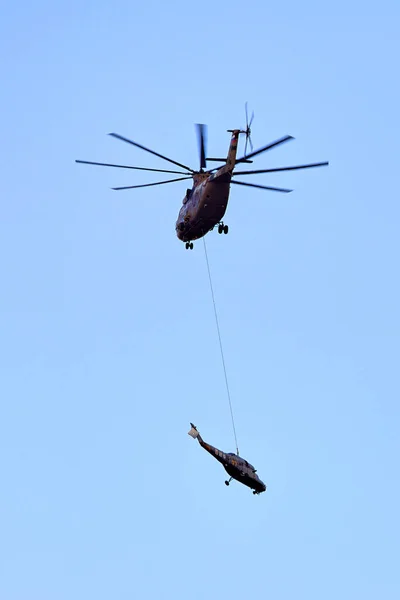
[1,1,399,598]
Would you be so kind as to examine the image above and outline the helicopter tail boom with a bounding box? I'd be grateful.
[225,130,241,171]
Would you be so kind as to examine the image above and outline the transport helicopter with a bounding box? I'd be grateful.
[76,105,328,249]
[188,423,266,495]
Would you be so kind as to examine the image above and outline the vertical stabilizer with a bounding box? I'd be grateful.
[188,423,199,439]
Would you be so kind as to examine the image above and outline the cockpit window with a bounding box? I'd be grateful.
[227,454,255,470]
[183,188,192,204]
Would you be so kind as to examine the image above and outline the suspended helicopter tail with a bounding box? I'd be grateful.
[188,423,203,443]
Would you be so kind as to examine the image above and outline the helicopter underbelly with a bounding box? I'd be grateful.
[224,464,265,492]
[199,180,230,220]
[176,180,230,242]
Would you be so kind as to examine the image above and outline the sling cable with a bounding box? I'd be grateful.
[203,237,239,456]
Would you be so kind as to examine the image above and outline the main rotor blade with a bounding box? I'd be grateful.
[112,176,192,191]
[75,159,190,175]
[109,132,195,173]
[231,180,292,193]
[236,135,294,164]
[234,161,329,176]
[207,157,253,163]
[196,123,207,170]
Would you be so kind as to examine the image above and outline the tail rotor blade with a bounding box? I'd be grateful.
[249,110,254,129]
[244,102,254,157]
[244,102,249,157]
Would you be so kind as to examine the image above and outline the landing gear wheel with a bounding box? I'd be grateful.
[253,490,258,495]
[185,242,194,250]
[190,242,193,250]
[185,242,189,249]
[223,225,229,235]
[225,480,230,486]
[218,224,223,234]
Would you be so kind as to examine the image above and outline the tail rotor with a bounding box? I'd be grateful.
[244,102,254,157]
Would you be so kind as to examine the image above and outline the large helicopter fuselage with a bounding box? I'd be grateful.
[175,172,232,243]
[175,130,240,243]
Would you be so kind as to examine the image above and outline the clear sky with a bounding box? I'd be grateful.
[1,1,399,598]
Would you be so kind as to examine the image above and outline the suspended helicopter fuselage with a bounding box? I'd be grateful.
[188,423,267,495]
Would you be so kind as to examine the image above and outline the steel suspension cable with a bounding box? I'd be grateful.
[203,237,239,455]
